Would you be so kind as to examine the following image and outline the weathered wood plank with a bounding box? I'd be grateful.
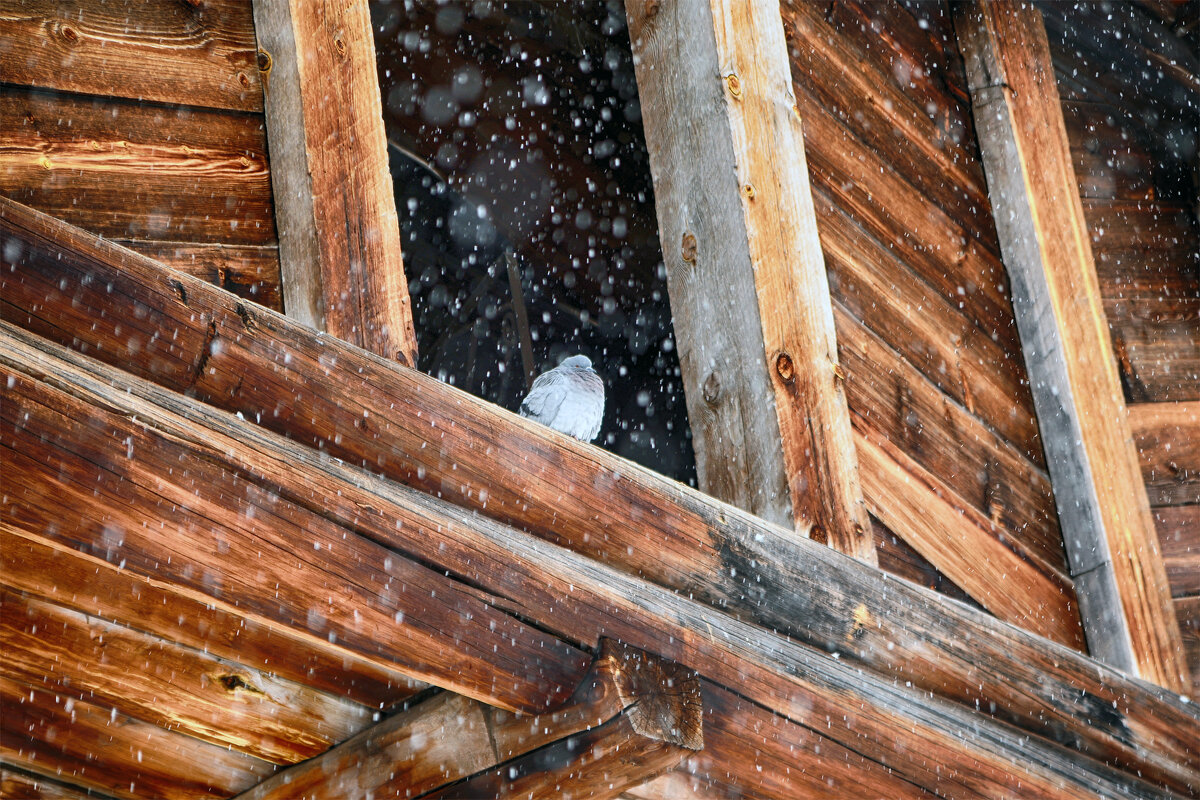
[1,353,590,712]
[252,0,417,364]
[0,527,423,708]
[0,675,275,800]
[117,241,283,312]
[0,1,263,112]
[0,768,109,800]
[237,641,699,800]
[836,305,1068,574]
[624,0,874,559]
[0,589,372,765]
[3,201,1198,794]
[955,0,1188,691]
[1130,402,1200,507]
[1156,505,1200,599]
[855,428,1083,649]
[0,89,276,246]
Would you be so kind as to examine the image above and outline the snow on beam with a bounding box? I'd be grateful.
[953,0,1189,693]
[623,0,875,562]
[251,0,418,365]
[1,196,1197,795]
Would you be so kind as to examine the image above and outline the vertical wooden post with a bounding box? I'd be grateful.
[955,0,1187,691]
[626,0,875,562]
[252,0,418,365]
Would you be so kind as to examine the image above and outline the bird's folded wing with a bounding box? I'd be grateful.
[519,370,568,423]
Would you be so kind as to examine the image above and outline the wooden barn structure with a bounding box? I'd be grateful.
[1,1,1197,797]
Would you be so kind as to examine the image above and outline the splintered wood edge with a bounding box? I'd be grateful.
[599,639,704,750]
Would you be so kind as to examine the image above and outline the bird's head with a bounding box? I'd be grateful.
[560,354,593,371]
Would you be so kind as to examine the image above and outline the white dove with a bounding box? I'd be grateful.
[519,354,605,442]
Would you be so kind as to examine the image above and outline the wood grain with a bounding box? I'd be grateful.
[118,241,283,311]
[1130,401,1200,506]
[0,674,275,800]
[252,0,417,365]
[0,527,423,708]
[1156,505,1200,599]
[625,0,873,559]
[955,0,1188,692]
[0,0,263,111]
[0,589,372,765]
[0,89,276,246]
[5,325,1192,800]
[3,201,1198,794]
[0,768,107,800]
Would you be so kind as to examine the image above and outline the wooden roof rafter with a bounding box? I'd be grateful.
[2,197,1198,799]
[954,0,1190,693]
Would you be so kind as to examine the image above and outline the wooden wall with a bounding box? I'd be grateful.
[781,1,1084,645]
[1042,1,1200,689]
[0,0,282,310]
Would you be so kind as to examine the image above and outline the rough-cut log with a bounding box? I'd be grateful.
[1129,401,1200,507]
[0,589,371,765]
[0,91,276,247]
[4,323,1198,799]
[954,0,1188,692]
[623,0,874,560]
[855,429,1083,649]
[237,640,700,800]
[0,0,263,112]
[1,675,274,800]
[0,338,589,714]
[251,0,416,365]
[2,200,1198,794]
[0,528,423,708]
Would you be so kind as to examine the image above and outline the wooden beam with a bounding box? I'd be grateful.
[3,199,1198,794]
[1,767,114,800]
[0,589,372,765]
[3,323,1197,799]
[237,640,700,800]
[624,0,874,560]
[251,0,417,364]
[954,0,1189,691]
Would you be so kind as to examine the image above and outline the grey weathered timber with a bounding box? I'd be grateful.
[954,0,1188,692]
[251,0,417,365]
[3,197,1199,794]
[2,323,1194,800]
[625,0,875,561]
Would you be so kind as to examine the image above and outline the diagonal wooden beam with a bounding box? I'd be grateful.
[3,321,1197,799]
[625,0,874,561]
[236,640,700,800]
[2,198,1198,794]
[953,0,1189,692]
[251,0,417,365]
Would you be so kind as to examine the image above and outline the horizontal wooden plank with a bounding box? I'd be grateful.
[118,240,283,312]
[1130,401,1200,506]
[3,200,1198,794]
[0,589,372,765]
[836,304,1068,574]
[0,88,276,245]
[1,365,589,713]
[4,323,1190,800]
[1083,199,1199,253]
[0,674,274,800]
[0,768,109,800]
[0,0,263,112]
[1111,320,1200,403]
[1180,597,1200,693]
[818,190,1043,464]
[0,528,423,708]
[1156,505,1200,599]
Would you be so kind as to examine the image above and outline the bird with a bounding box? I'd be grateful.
[519,354,605,442]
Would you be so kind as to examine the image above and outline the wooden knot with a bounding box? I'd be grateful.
[725,73,742,98]
[776,352,795,384]
[237,72,251,88]
[256,49,273,73]
[832,362,846,384]
[334,36,347,57]
[57,24,79,43]
[702,371,721,405]
[681,232,698,264]
[644,0,661,17]
[741,183,756,200]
